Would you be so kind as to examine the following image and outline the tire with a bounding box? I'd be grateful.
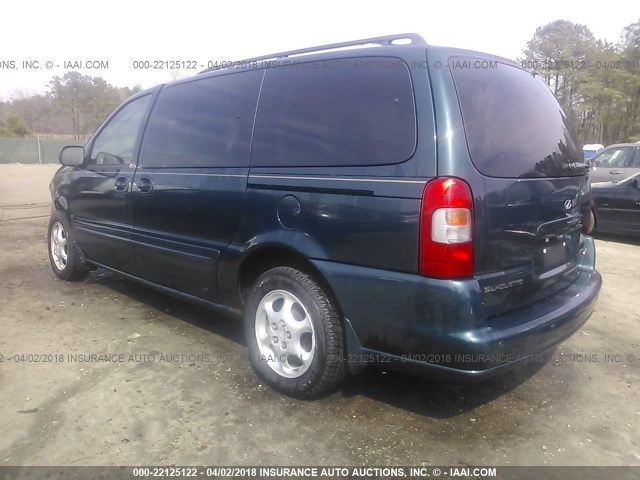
[47,211,88,281]
[244,266,346,398]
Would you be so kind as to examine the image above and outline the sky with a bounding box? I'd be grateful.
[0,0,639,100]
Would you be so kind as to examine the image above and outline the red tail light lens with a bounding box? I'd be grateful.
[420,177,474,279]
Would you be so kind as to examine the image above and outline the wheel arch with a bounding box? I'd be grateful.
[238,245,339,312]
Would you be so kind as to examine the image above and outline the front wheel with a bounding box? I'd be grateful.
[244,267,346,398]
[47,211,88,281]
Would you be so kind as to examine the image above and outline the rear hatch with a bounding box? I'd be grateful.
[450,59,591,317]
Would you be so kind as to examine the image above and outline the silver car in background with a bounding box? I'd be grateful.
[589,143,640,183]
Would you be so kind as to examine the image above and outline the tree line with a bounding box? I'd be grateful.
[1,19,639,145]
[0,72,142,138]
[522,18,640,145]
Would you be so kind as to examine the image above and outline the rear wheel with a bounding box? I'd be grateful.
[244,266,346,398]
[47,211,88,281]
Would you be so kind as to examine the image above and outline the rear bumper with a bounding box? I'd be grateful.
[312,236,601,380]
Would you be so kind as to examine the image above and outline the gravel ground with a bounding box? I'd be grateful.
[0,164,638,466]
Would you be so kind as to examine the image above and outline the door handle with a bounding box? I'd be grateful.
[136,177,153,193]
[610,170,622,175]
[114,176,128,191]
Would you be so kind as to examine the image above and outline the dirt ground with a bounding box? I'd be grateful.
[0,164,638,466]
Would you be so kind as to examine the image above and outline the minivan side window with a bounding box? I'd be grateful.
[140,69,264,168]
[252,57,416,167]
[89,94,151,166]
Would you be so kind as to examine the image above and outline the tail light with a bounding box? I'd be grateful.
[420,177,474,278]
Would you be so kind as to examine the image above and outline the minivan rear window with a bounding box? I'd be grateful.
[450,59,586,178]
[252,57,416,167]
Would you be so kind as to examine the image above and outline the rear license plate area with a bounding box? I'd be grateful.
[535,237,568,274]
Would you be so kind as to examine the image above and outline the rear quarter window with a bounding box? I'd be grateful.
[252,57,416,167]
[450,59,585,178]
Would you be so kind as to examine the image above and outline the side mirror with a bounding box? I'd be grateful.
[631,178,640,189]
[59,145,85,166]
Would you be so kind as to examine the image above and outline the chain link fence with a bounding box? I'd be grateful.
[0,137,86,164]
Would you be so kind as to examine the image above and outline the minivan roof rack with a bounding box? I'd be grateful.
[200,33,427,73]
